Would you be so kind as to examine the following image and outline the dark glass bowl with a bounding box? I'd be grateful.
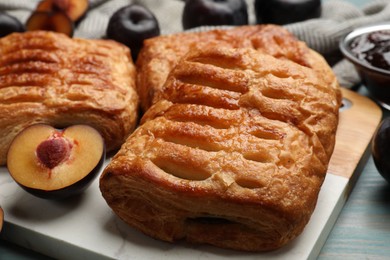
[340,23,390,109]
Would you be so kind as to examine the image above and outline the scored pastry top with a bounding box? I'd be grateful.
[137,25,341,112]
[101,25,341,251]
[0,31,139,165]
[115,45,340,210]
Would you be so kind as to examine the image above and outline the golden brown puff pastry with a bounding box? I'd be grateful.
[100,26,341,251]
[0,31,139,165]
[136,24,341,112]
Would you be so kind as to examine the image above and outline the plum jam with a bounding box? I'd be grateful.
[349,30,390,71]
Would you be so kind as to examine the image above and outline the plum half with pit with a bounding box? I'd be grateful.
[26,11,74,37]
[0,12,25,38]
[36,0,89,22]
[6,124,105,200]
[372,117,390,184]
[106,4,160,61]
[25,0,88,37]
[255,0,322,25]
[182,0,248,30]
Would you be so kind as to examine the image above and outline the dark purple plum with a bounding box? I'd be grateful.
[372,117,390,184]
[0,11,25,38]
[255,0,322,25]
[182,0,248,30]
[106,4,160,61]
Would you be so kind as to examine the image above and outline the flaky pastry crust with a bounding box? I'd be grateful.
[136,25,341,112]
[100,25,341,251]
[0,31,139,165]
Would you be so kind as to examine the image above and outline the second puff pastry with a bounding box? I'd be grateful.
[136,25,340,112]
[0,31,139,165]
[100,25,341,251]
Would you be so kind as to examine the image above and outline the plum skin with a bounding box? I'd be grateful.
[182,0,248,30]
[372,117,390,183]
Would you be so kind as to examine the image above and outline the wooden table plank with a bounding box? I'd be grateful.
[319,155,390,259]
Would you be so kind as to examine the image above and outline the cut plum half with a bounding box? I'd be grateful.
[26,11,74,36]
[36,0,89,22]
[7,124,105,200]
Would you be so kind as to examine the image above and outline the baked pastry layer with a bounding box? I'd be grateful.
[0,31,139,165]
[136,25,340,112]
[100,25,341,251]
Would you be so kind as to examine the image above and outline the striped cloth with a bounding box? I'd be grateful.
[2,0,390,88]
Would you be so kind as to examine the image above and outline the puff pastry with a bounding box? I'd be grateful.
[136,25,340,112]
[0,31,139,165]
[100,25,341,251]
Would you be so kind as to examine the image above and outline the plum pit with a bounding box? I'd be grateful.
[36,137,72,169]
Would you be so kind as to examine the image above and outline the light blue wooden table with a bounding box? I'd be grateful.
[1,0,389,259]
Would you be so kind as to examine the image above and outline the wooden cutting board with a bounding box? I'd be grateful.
[0,88,382,260]
[328,88,382,179]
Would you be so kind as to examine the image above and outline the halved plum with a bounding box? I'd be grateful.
[36,0,89,22]
[26,11,74,36]
[6,124,105,200]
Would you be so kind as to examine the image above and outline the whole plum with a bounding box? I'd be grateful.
[107,4,160,61]
[372,117,390,183]
[255,0,322,25]
[182,0,248,30]
[0,11,25,38]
